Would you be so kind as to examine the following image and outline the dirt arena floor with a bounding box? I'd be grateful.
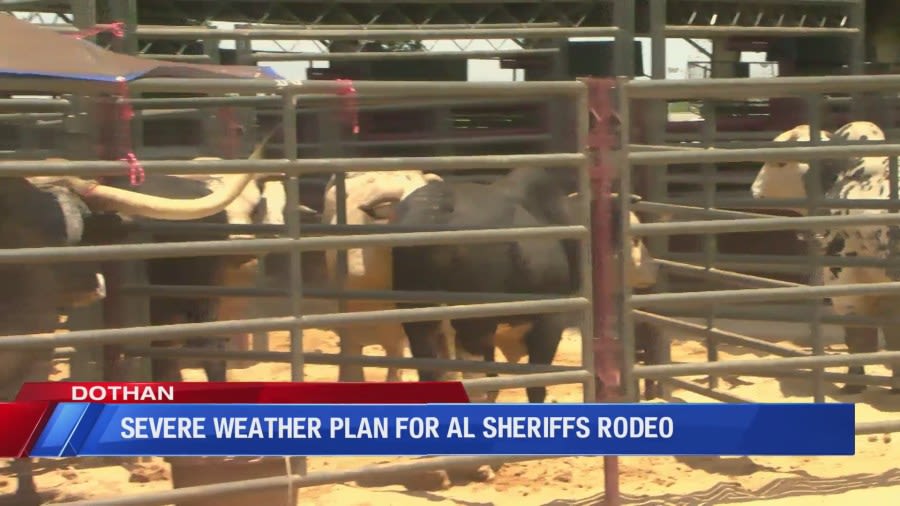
[1,319,898,505]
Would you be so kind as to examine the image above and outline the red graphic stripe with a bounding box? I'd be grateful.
[0,402,55,457]
[16,382,470,404]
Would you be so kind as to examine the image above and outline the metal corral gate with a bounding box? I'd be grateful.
[0,76,607,505]
[617,74,900,437]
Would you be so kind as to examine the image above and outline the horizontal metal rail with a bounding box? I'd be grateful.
[121,346,579,375]
[735,368,896,388]
[633,310,808,358]
[657,305,900,328]
[138,54,212,63]
[55,455,548,506]
[855,420,900,435]
[239,22,567,30]
[665,252,900,270]
[0,98,69,112]
[664,26,859,37]
[633,351,900,379]
[0,152,585,176]
[633,282,900,308]
[655,259,802,289]
[632,201,772,220]
[130,26,623,40]
[121,284,566,304]
[680,0,860,4]
[132,78,588,96]
[462,370,592,393]
[0,298,588,350]
[125,96,280,108]
[631,144,708,152]
[664,197,900,211]
[0,226,586,264]
[0,77,587,96]
[130,221,593,237]
[0,112,65,122]
[630,143,900,165]
[127,94,543,111]
[632,213,900,237]
[625,73,900,100]
[280,133,551,151]
[658,378,755,403]
[250,48,558,62]
[44,23,619,40]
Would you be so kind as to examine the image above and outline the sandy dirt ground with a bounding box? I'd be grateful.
[1,320,898,506]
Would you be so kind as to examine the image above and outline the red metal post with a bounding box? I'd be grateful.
[584,78,622,506]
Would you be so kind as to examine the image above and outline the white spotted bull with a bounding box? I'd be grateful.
[751,120,900,394]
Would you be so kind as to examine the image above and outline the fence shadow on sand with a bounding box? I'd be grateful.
[546,467,900,506]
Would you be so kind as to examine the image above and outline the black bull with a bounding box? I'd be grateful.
[388,167,635,403]
[0,174,263,391]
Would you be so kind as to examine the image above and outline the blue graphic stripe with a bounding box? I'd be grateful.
[34,403,855,458]
[30,403,90,457]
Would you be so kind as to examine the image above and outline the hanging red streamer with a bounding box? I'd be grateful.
[68,21,125,40]
[335,78,360,135]
[66,21,144,186]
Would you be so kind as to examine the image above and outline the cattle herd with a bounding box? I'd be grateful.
[2,117,900,497]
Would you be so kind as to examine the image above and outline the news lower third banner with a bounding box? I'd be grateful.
[0,382,855,458]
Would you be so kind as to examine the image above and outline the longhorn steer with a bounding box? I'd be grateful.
[751,120,900,394]
[174,168,316,367]
[0,134,269,500]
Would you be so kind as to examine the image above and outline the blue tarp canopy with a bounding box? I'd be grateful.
[0,14,282,82]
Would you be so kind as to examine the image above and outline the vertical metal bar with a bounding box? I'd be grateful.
[202,39,222,157]
[647,0,668,262]
[71,0,96,32]
[614,0,636,78]
[323,110,350,324]
[282,91,306,478]
[890,151,898,203]
[646,0,671,398]
[602,79,631,506]
[700,103,718,390]
[63,0,99,377]
[120,0,138,55]
[888,130,899,372]
[848,0,866,119]
[806,94,826,403]
[236,36,266,353]
[576,86,595,404]
[283,94,303,374]
[617,79,636,403]
[607,8,635,506]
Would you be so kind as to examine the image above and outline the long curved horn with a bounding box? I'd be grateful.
[60,124,281,221]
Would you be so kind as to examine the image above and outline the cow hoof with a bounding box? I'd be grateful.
[448,464,495,483]
[840,384,866,395]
